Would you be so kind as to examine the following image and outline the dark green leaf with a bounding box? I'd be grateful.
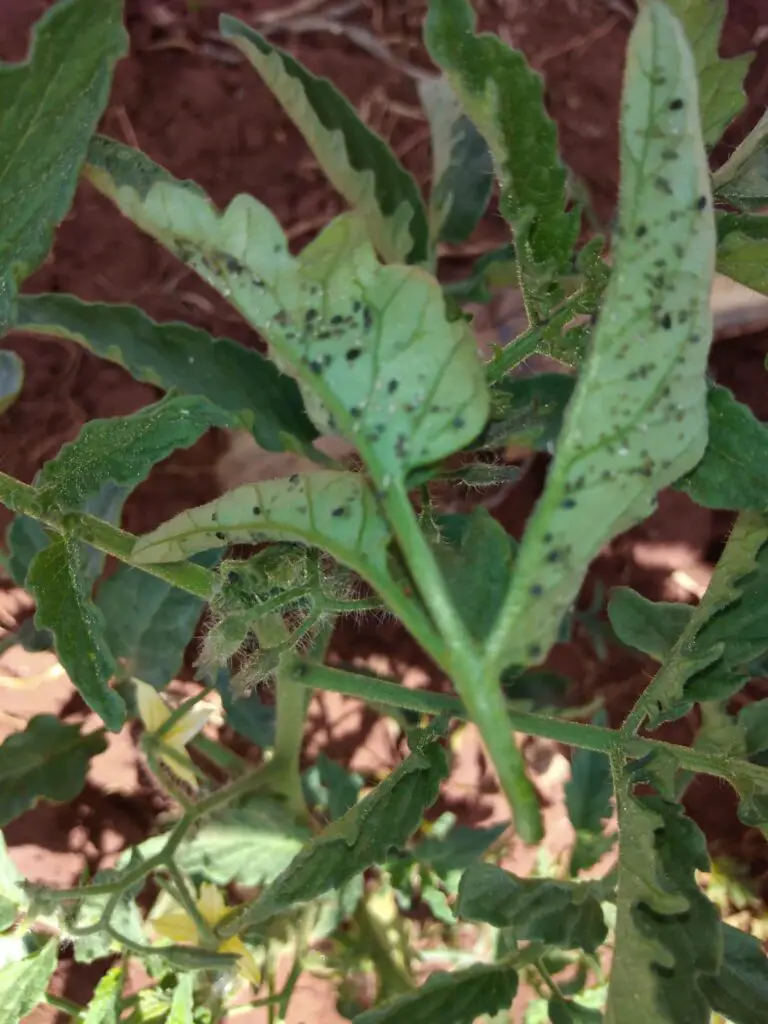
[0,715,106,826]
[700,922,768,1024]
[27,536,124,730]
[425,0,578,319]
[176,797,310,887]
[738,700,768,758]
[311,752,363,821]
[0,0,126,331]
[502,669,571,710]
[412,821,507,875]
[0,940,57,1024]
[97,554,217,689]
[432,509,515,641]
[715,110,768,211]
[675,385,768,510]
[482,374,575,452]
[35,393,230,514]
[5,516,49,588]
[716,212,768,297]
[548,999,602,1024]
[442,243,516,304]
[607,588,693,661]
[82,965,122,1024]
[222,731,448,930]
[220,16,429,266]
[565,712,613,874]
[16,294,315,452]
[352,961,518,1024]
[457,862,607,953]
[418,75,493,245]
[0,352,22,414]
[665,0,752,146]
[606,774,721,1024]
[215,671,274,749]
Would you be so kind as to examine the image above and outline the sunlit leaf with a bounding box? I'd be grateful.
[606,770,721,1024]
[352,961,518,1024]
[0,352,22,415]
[166,974,194,1024]
[85,138,489,485]
[608,588,693,662]
[425,0,578,320]
[27,535,124,730]
[220,16,429,267]
[220,730,448,931]
[72,866,144,964]
[484,2,716,671]
[0,0,126,331]
[417,74,493,245]
[0,833,25,932]
[0,940,57,1024]
[457,862,607,953]
[34,393,230,514]
[82,965,122,1024]
[16,294,315,452]
[665,0,752,146]
[0,715,106,826]
[700,922,768,1024]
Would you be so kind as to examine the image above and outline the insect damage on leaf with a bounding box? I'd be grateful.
[85,139,490,491]
[484,1,716,673]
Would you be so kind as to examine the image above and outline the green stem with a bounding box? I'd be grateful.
[44,993,85,1019]
[163,860,219,947]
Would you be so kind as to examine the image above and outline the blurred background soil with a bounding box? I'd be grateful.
[2,0,768,1019]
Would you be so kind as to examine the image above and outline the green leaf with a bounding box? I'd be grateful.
[432,508,515,641]
[674,384,768,510]
[716,213,768,297]
[700,922,768,1024]
[485,2,716,671]
[425,0,578,319]
[71,861,145,963]
[132,470,395,599]
[0,0,126,331]
[27,535,124,730]
[608,588,693,661]
[0,940,57,1024]
[565,711,614,874]
[0,832,25,932]
[417,75,493,245]
[353,961,518,1024]
[482,374,575,453]
[664,0,752,146]
[35,393,230,514]
[305,752,363,821]
[215,671,274,749]
[223,731,448,930]
[85,138,489,485]
[176,797,310,887]
[412,821,507,875]
[82,965,122,1024]
[738,700,768,759]
[457,863,607,953]
[5,515,49,588]
[16,294,315,452]
[0,352,22,415]
[715,109,768,211]
[220,16,429,267]
[97,556,216,689]
[0,715,106,826]
[548,1000,602,1024]
[166,974,194,1024]
[628,511,768,730]
[606,773,721,1024]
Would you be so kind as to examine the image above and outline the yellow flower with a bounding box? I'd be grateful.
[134,679,215,790]
[151,882,261,987]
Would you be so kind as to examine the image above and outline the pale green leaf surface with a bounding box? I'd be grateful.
[167,974,194,1024]
[220,16,429,266]
[628,511,768,730]
[417,74,493,245]
[607,779,721,1024]
[675,384,768,510]
[0,352,22,415]
[425,0,579,319]
[457,862,607,953]
[0,0,126,330]
[73,878,144,964]
[353,962,518,1024]
[665,0,752,145]
[85,138,489,482]
[608,588,693,662]
[82,965,122,1024]
[0,715,106,827]
[27,536,124,730]
[699,922,768,1024]
[15,294,315,451]
[176,798,310,887]
[0,940,57,1024]
[485,2,716,672]
[222,732,448,930]
[132,471,394,599]
[35,393,230,514]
